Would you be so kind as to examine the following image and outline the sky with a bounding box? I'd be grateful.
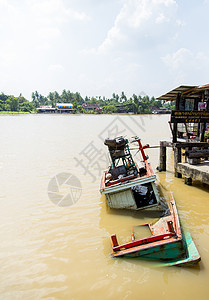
[1,0,209,101]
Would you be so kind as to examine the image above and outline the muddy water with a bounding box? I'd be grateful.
[0,114,209,300]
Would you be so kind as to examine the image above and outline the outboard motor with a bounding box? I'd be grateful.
[104,137,126,150]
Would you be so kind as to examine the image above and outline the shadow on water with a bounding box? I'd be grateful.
[191,181,209,192]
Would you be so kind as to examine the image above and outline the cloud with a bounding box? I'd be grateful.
[48,64,64,72]
[162,48,193,70]
[162,47,209,85]
[0,49,16,68]
[162,48,209,70]
[38,27,61,39]
[0,0,91,69]
[155,13,169,23]
[27,0,89,23]
[95,0,178,54]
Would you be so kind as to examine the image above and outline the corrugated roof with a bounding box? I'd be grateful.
[157,85,197,101]
[56,103,73,106]
[196,83,209,92]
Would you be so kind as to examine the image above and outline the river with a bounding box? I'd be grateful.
[0,114,209,299]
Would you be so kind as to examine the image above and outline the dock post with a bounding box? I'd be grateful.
[174,146,182,178]
[160,141,166,171]
[185,177,192,185]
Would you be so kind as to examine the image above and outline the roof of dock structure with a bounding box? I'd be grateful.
[157,84,209,101]
[157,85,197,101]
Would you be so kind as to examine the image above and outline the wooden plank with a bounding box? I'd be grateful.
[175,142,209,148]
[185,149,209,158]
[112,232,175,252]
[106,189,137,210]
[159,141,209,149]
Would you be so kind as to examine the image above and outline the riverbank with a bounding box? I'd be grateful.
[0,111,30,114]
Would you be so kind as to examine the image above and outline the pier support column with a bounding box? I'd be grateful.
[185,177,192,185]
[174,147,182,178]
[160,142,167,171]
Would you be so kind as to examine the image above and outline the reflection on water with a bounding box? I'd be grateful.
[0,114,209,299]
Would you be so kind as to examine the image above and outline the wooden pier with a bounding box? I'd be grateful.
[177,161,209,185]
[159,141,209,185]
[157,84,209,186]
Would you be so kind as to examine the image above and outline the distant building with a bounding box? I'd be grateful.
[151,106,170,114]
[115,104,126,113]
[82,103,101,112]
[37,105,56,113]
[56,103,73,113]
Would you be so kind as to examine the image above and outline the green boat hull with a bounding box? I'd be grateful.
[159,231,201,267]
[115,231,201,267]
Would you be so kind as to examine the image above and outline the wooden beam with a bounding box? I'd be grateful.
[160,142,167,171]
[175,142,209,148]
[174,147,182,178]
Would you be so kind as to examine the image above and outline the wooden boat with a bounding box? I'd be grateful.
[110,196,201,266]
[100,136,163,210]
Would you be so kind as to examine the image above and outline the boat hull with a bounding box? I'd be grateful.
[159,232,201,267]
[112,238,185,260]
[110,197,201,266]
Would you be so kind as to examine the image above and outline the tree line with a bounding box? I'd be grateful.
[0,94,33,113]
[0,90,172,114]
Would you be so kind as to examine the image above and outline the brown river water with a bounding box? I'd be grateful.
[0,114,209,300]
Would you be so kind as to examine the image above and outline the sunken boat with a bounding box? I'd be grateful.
[100,136,201,266]
[100,136,162,210]
[110,196,201,266]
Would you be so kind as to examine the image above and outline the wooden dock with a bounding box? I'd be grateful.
[177,161,209,185]
[159,140,209,185]
[157,84,209,186]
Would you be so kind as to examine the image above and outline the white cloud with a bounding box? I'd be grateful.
[152,0,176,6]
[176,19,185,27]
[38,27,61,39]
[162,48,209,70]
[0,49,16,68]
[155,13,169,23]
[93,0,178,54]
[48,64,64,72]
[0,0,209,100]
[162,48,209,86]
[27,0,89,23]
[162,48,193,70]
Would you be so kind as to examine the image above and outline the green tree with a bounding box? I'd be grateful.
[120,91,127,102]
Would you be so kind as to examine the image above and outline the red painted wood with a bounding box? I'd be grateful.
[112,232,176,252]
[111,234,119,247]
[167,220,175,233]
